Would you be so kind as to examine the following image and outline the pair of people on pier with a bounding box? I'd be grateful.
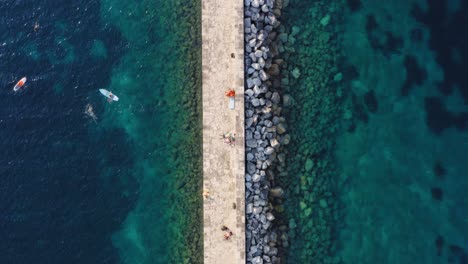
[221,132,236,146]
[221,225,233,240]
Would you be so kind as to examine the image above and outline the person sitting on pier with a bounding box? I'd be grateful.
[225,88,235,97]
[202,189,210,199]
[223,230,233,240]
[221,132,236,146]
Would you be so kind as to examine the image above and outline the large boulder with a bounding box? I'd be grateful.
[259,70,269,81]
[271,92,280,104]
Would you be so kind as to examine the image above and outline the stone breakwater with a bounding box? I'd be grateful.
[244,0,289,263]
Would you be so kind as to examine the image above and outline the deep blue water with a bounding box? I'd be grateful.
[0,1,138,263]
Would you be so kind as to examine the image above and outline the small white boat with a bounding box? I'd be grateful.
[99,89,119,102]
[13,77,27,92]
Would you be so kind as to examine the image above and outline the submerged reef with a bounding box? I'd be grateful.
[271,0,346,263]
[101,0,203,263]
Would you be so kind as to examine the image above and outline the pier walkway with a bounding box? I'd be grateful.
[201,0,245,263]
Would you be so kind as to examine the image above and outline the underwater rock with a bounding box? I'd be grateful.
[333,72,343,82]
[270,187,284,198]
[305,158,314,171]
[291,26,301,36]
[291,67,300,78]
[277,153,286,163]
[278,32,288,43]
[268,63,280,76]
[319,199,328,208]
[280,134,291,145]
[283,94,294,107]
[277,123,287,134]
[320,14,331,26]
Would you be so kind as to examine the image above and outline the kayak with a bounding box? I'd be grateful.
[99,89,119,102]
[13,77,27,92]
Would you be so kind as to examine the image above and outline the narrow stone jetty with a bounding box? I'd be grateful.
[202,1,245,264]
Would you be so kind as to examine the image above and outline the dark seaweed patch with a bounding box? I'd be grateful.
[435,235,444,256]
[402,55,427,96]
[366,14,378,32]
[410,28,424,42]
[354,97,369,123]
[431,187,443,201]
[433,161,446,179]
[383,31,404,54]
[424,96,468,134]
[424,97,453,134]
[412,1,468,103]
[346,0,362,12]
[365,14,403,57]
[448,244,467,264]
[364,90,378,113]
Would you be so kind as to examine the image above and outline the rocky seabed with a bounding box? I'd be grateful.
[244,0,290,263]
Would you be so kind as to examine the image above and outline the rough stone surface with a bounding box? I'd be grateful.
[244,1,286,263]
[203,1,246,263]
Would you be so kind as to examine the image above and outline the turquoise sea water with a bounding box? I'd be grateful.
[278,0,468,263]
[0,0,201,263]
[336,0,468,263]
[100,1,202,263]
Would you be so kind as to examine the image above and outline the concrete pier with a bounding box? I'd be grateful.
[201,0,245,264]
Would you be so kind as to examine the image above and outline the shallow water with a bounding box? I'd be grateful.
[279,0,468,263]
[0,0,201,263]
[336,0,468,263]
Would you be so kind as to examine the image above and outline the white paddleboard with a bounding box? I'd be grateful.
[13,77,27,92]
[99,89,119,101]
[229,97,235,110]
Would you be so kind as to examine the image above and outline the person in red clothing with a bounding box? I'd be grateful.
[225,88,235,97]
